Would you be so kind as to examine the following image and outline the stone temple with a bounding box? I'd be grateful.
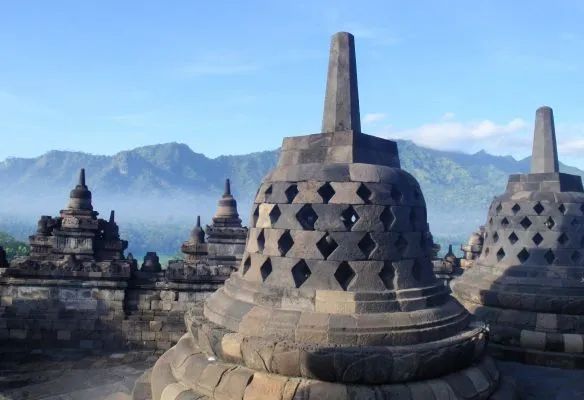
[166,179,247,281]
[11,168,132,275]
[453,106,584,368]
[142,32,515,400]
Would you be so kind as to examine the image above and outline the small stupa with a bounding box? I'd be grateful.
[205,179,248,269]
[7,169,132,277]
[141,32,515,400]
[453,106,584,368]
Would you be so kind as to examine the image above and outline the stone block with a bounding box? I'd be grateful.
[150,320,163,332]
[563,334,584,353]
[215,367,254,400]
[57,330,71,341]
[243,373,288,400]
[9,329,27,339]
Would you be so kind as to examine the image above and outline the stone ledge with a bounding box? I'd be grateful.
[143,332,507,400]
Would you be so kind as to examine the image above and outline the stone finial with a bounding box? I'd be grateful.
[109,210,115,223]
[322,32,361,133]
[191,216,205,243]
[79,168,86,187]
[531,106,559,174]
[224,179,231,196]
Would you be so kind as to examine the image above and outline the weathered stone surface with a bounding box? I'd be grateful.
[452,105,584,369]
[137,31,509,400]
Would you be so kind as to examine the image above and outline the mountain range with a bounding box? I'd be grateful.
[0,140,582,257]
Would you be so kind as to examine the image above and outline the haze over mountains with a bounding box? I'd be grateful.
[1,140,582,257]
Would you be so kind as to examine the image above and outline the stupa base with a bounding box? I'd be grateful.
[140,329,517,400]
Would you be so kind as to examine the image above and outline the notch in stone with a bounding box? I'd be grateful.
[322,32,361,133]
[224,178,231,196]
[531,106,559,174]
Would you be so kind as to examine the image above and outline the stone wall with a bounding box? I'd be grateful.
[0,270,225,351]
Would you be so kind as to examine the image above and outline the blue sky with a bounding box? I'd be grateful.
[1,1,584,167]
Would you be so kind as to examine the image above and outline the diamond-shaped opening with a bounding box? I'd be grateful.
[269,205,281,225]
[285,184,299,203]
[496,203,503,213]
[511,204,521,214]
[394,235,408,256]
[517,248,529,263]
[356,183,372,204]
[291,260,311,288]
[334,261,355,291]
[316,233,338,260]
[485,247,490,256]
[572,218,580,227]
[544,249,555,265]
[520,217,532,229]
[533,202,545,215]
[571,251,581,264]
[489,217,494,225]
[409,207,417,229]
[411,259,425,282]
[391,186,403,202]
[257,229,265,252]
[559,204,567,215]
[508,232,518,245]
[296,204,318,230]
[242,256,251,275]
[252,205,260,227]
[532,233,544,246]
[501,217,510,228]
[545,217,555,230]
[277,230,294,256]
[378,262,394,290]
[493,231,500,243]
[558,233,569,245]
[358,232,377,259]
[264,184,272,197]
[260,258,272,281]
[341,206,360,230]
[317,182,335,204]
[380,207,394,231]
[496,248,505,262]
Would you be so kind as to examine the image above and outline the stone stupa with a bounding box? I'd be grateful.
[205,179,248,269]
[143,32,515,400]
[453,106,584,368]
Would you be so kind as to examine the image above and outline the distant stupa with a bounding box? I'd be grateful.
[453,106,584,368]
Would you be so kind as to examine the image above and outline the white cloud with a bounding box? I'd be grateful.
[363,113,387,124]
[376,117,530,156]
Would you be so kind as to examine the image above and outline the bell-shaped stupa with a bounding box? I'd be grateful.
[144,32,514,400]
[453,106,584,368]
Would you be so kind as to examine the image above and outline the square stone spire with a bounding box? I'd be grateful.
[531,106,559,173]
[322,32,361,133]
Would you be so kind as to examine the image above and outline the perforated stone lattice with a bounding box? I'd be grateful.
[244,178,432,291]
[480,199,584,266]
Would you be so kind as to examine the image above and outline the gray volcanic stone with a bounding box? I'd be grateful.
[531,106,559,174]
[453,106,584,369]
[321,32,360,134]
[137,32,513,400]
